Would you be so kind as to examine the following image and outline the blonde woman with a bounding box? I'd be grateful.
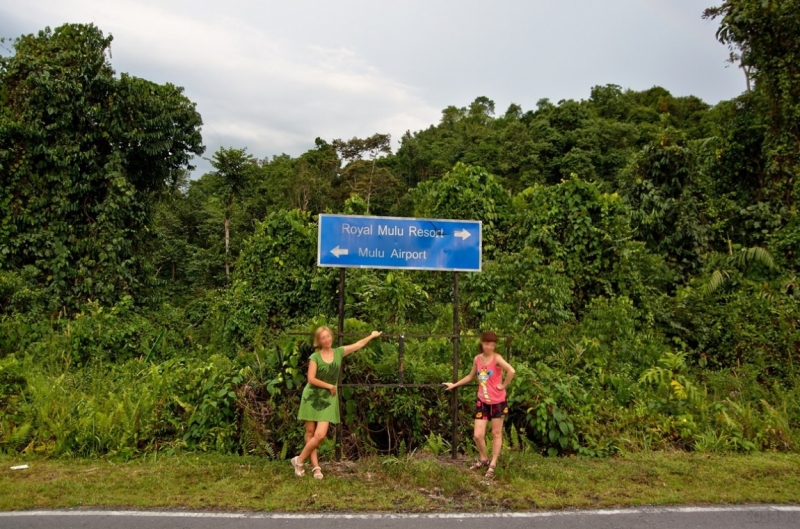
[290,326,381,479]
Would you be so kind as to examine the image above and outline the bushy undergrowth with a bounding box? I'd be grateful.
[2,167,799,458]
[2,287,797,459]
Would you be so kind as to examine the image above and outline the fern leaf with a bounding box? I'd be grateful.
[703,269,730,296]
[7,423,33,451]
[640,366,668,386]
[733,246,775,271]
[670,380,687,400]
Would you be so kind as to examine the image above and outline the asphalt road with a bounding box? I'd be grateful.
[1,505,799,529]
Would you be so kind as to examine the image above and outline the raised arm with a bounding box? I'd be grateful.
[443,361,477,391]
[306,360,336,395]
[496,355,516,389]
[343,331,382,356]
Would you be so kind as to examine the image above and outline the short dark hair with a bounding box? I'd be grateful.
[478,331,498,353]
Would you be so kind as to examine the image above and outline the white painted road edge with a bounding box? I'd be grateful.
[0,505,799,519]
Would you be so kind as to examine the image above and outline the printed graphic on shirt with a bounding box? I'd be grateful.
[304,386,332,411]
[477,366,493,402]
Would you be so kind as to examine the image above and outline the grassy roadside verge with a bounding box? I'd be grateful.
[1,451,799,512]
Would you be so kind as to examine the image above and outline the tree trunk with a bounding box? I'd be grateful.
[224,196,232,280]
[366,157,377,214]
[224,214,230,280]
[742,63,752,93]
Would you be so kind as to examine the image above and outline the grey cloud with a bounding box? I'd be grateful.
[1,1,744,176]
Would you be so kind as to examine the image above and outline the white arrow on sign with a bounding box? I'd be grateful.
[330,246,349,258]
[454,229,471,240]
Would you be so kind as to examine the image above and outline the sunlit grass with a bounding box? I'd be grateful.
[1,451,799,512]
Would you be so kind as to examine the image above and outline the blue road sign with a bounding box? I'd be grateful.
[318,214,482,272]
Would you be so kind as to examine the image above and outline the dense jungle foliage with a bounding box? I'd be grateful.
[2,0,800,460]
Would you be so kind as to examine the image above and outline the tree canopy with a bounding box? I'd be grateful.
[0,24,204,311]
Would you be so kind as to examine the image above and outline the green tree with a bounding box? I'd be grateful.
[0,24,203,311]
[395,97,499,187]
[411,162,511,256]
[332,133,399,214]
[622,131,709,277]
[245,154,296,217]
[225,209,327,346]
[512,176,670,310]
[290,138,339,213]
[207,147,257,280]
[705,0,800,204]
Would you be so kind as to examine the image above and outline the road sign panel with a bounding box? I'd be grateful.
[317,214,482,272]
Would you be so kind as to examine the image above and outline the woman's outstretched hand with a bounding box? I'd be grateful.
[344,332,383,356]
[442,382,456,391]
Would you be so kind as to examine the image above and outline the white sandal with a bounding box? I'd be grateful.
[312,466,323,480]
[290,456,305,477]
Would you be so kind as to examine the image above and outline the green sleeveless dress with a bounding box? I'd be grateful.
[297,347,343,424]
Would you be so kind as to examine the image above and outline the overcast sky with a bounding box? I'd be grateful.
[1,1,744,176]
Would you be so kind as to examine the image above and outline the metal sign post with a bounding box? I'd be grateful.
[334,268,345,460]
[451,272,460,459]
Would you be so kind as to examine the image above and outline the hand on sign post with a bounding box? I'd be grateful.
[443,362,478,391]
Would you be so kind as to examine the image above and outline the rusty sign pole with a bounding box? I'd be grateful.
[451,272,460,459]
[337,268,346,344]
[335,268,345,460]
[398,334,405,384]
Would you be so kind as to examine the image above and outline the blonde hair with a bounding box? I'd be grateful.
[313,326,334,349]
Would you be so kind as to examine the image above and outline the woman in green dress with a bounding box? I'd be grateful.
[291,326,381,479]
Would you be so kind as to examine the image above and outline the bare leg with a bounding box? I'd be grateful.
[297,421,329,464]
[489,417,504,467]
[304,422,320,469]
[473,419,488,462]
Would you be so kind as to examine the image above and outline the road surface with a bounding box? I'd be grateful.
[1,505,799,529]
